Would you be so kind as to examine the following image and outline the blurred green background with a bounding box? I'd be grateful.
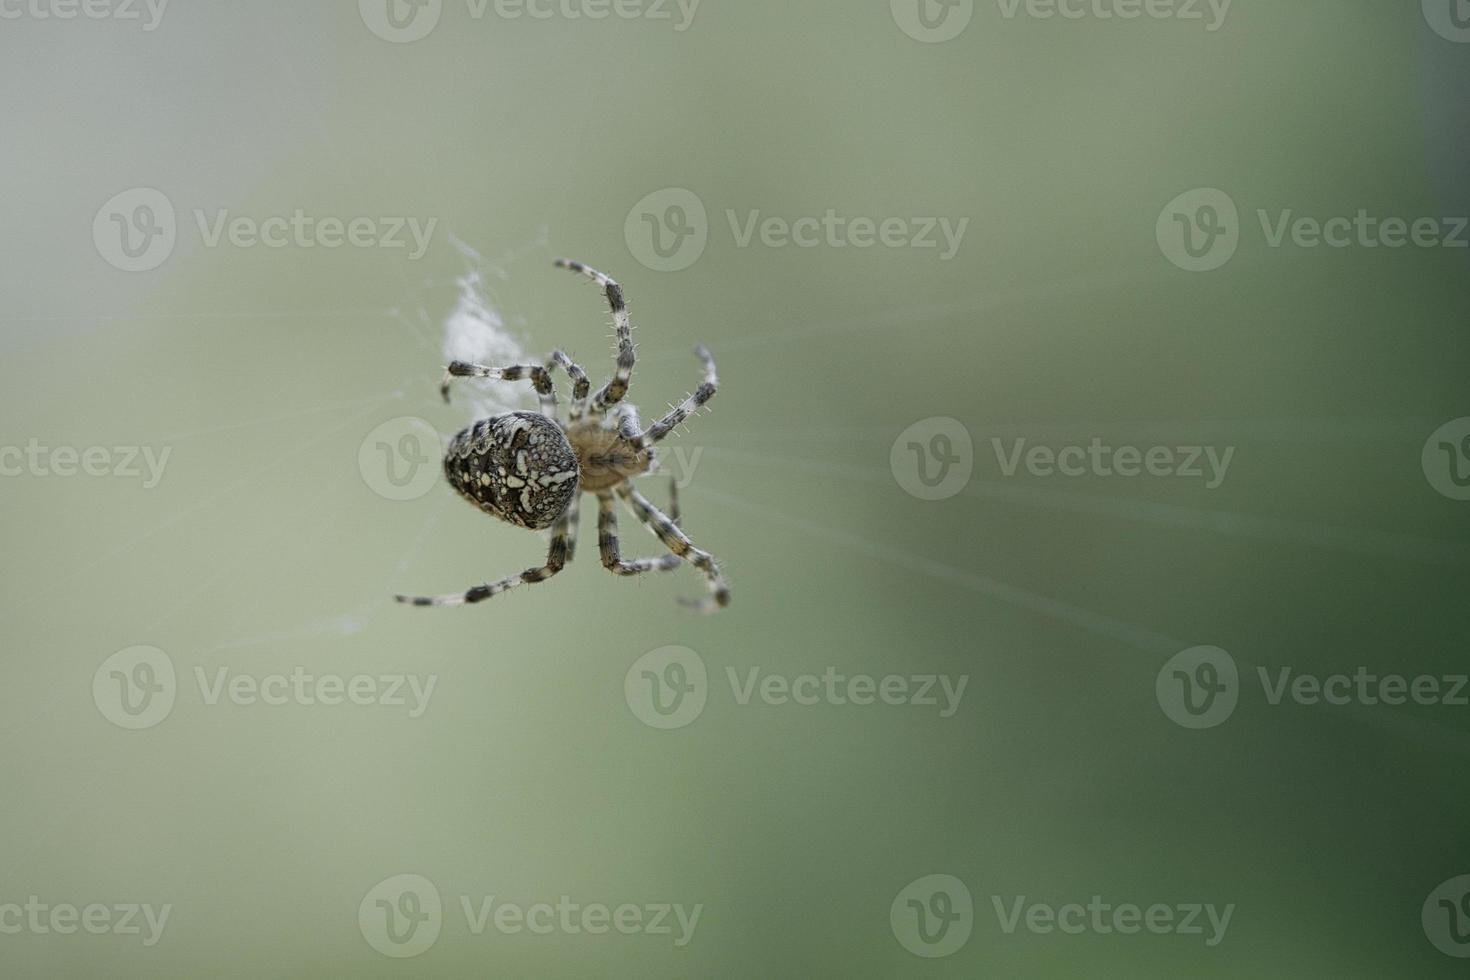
[2,1,1469,976]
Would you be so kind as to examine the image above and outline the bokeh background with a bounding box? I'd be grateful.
[2,1,1469,976]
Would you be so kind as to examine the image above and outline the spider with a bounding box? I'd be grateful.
[394,259,730,612]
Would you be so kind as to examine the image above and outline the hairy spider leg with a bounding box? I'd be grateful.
[441,361,556,415]
[547,349,590,423]
[596,492,683,576]
[616,484,730,612]
[554,259,635,416]
[394,506,575,607]
[640,345,718,448]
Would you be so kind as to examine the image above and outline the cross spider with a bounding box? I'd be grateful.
[394,259,730,612]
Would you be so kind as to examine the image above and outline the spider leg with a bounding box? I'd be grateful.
[640,345,717,448]
[616,484,730,612]
[548,349,590,422]
[441,360,556,416]
[394,508,572,607]
[597,492,682,576]
[553,259,635,415]
[563,493,582,563]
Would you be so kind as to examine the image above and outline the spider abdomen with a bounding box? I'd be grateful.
[394,258,729,612]
[444,412,579,530]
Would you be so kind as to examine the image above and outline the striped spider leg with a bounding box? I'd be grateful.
[395,259,730,611]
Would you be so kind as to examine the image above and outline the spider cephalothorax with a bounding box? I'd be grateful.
[396,259,729,612]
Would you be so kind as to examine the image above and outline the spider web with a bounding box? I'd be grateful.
[4,250,1468,758]
[436,234,538,424]
[4,254,1470,955]
[0,229,557,743]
